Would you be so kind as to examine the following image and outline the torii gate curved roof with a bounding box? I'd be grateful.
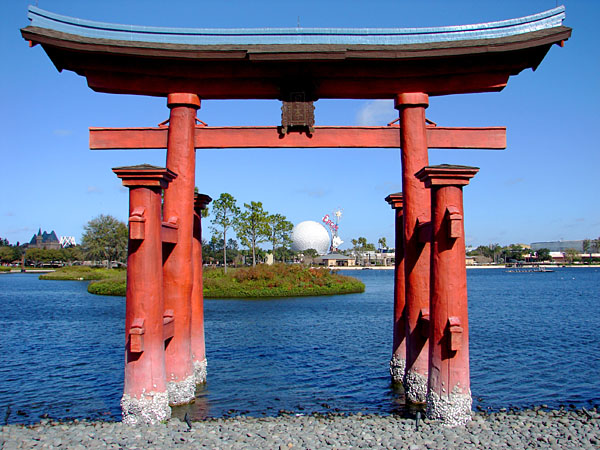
[21,6,570,99]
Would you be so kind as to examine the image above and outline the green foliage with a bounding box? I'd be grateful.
[378,237,387,249]
[536,248,551,261]
[266,213,293,261]
[210,193,240,272]
[24,246,84,266]
[0,246,20,263]
[88,279,127,296]
[39,265,124,280]
[81,215,128,268]
[351,237,376,252]
[235,201,270,266]
[203,263,364,298]
[564,248,580,264]
[42,263,364,299]
[0,266,11,272]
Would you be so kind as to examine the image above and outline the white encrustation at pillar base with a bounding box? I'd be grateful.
[404,369,428,403]
[389,356,406,384]
[193,358,207,384]
[426,386,472,427]
[121,391,171,425]
[167,374,196,406]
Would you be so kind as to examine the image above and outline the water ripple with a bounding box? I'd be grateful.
[0,269,598,424]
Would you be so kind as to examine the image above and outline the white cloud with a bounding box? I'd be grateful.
[53,129,73,137]
[356,100,395,126]
[504,177,524,186]
[297,187,330,198]
[6,227,34,234]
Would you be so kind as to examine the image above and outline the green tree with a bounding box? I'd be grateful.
[536,248,551,261]
[210,193,240,273]
[266,213,293,262]
[0,246,18,263]
[235,201,269,267]
[302,248,319,265]
[25,248,53,266]
[378,237,387,250]
[564,248,579,264]
[356,237,376,252]
[81,214,128,268]
[583,239,592,264]
[488,243,501,263]
[62,245,84,263]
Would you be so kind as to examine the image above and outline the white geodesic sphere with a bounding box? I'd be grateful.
[291,221,331,255]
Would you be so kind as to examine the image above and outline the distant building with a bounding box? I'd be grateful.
[316,254,356,267]
[28,229,61,250]
[531,240,584,252]
[59,236,77,247]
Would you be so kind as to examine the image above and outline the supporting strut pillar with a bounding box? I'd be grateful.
[385,193,406,384]
[191,193,212,384]
[416,164,479,427]
[113,164,176,425]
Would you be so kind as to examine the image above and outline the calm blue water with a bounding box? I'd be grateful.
[0,268,598,424]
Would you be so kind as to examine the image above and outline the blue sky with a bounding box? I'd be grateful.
[1,1,598,249]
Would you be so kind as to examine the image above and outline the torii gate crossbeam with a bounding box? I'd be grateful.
[90,126,506,150]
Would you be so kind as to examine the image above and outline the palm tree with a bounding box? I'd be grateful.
[583,239,592,264]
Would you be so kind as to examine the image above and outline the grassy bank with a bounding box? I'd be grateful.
[39,266,123,281]
[203,264,365,298]
[40,266,126,296]
[40,264,365,298]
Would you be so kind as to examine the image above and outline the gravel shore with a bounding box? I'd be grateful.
[2,408,598,449]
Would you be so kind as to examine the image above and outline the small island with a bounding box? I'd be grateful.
[40,264,365,298]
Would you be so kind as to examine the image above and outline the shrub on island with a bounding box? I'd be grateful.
[203,264,365,298]
[88,279,127,296]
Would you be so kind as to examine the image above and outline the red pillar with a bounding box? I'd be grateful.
[191,193,212,383]
[113,164,176,425]
[385,193,406,384]
[395,93,431,403]
[163,93,200,405]
[416,164,479,427]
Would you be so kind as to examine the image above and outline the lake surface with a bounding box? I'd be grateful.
[0,268,598,424]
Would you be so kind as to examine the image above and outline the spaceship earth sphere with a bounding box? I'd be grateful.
[291,221,331,255]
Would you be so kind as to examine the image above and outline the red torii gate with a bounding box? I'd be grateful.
[91,113,505,408]
[22,5,569,427]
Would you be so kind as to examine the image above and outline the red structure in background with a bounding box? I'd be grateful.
[22,5,569,426]
[113,165,176,425]
[192,193,212,384]
[384,193,406,384]
[416,164,479,426]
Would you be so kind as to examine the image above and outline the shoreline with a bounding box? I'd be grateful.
[2,409,598,449]
[337,264,600,270]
